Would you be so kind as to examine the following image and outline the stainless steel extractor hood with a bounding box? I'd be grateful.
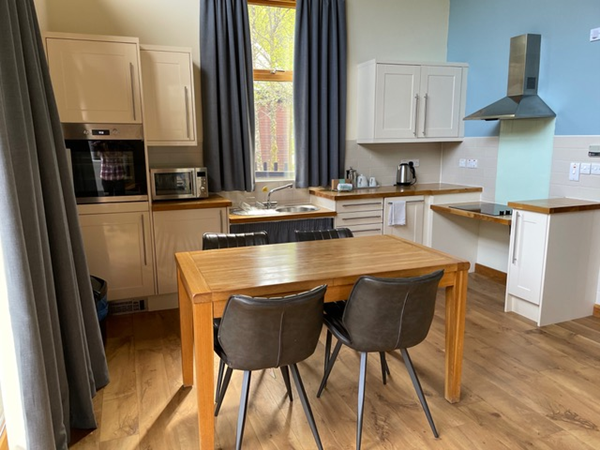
[464,34,556,121]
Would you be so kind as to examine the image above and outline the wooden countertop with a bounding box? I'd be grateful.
[309,183,482,200]
[151,194,232,212]
[430,203,512,226]
[229,205,336,224]
[508,198,600,214]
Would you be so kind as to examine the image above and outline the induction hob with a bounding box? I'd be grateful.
[449,202,513,217]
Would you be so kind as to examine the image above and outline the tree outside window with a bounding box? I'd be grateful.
[248,1,295,180]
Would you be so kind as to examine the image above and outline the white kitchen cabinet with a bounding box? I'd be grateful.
[79,207,155,301]
[45,32,143,124]
[383,196,424,244]
[141,45,197,146]
[153,208,228,294]
[310,197,383,236]
[357,60,467,143]
[506,206,599,326]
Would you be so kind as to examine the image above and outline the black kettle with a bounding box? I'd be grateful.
[396,162,417,186]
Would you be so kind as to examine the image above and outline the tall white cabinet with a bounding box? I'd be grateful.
[140,45,197,145]
[357,60,468,143]
[45,33,143,124]
[78,204,155,301]
[505,200,600,326]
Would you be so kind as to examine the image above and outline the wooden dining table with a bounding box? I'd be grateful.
[176,234,470,449]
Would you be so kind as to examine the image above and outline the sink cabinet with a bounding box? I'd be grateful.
[357,60,467,143]
[45,32,143,124]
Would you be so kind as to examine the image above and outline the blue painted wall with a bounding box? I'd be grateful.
[448,0,600,137]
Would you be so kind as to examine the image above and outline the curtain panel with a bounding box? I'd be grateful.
[294,0,347,188]
[201,0,256,192]
[0,1,109,449]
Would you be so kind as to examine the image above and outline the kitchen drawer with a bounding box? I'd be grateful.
[336,198,383,212]
[335,210,384,227]
[344,223,384,236]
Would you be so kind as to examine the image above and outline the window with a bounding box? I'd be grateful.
[248,0,295,180]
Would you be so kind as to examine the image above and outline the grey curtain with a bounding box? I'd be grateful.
[294,0,347,188]
[0,1,109,449]
[201,0,256,192]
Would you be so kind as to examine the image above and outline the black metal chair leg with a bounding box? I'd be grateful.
[214,366,233,416]
[324,330,332,373]
[379,352,388,385]
[280,366,293,401]
[401,348,439,438]
[235,371,252,450]
[317,339,343,397]
[290,364,324,450]
[357,352,368,450]
[216,358,225,401]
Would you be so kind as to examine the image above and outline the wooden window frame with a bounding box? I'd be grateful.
[248,0,295,9]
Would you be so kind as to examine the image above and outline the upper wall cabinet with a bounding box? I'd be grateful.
[140,45,197,146]
[45,32,143,124]
[357,60,468,144]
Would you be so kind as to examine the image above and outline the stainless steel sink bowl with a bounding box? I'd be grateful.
[229,208,280,216]
[275,205,318,213]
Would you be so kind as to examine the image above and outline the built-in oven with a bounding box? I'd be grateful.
[64,123,148,204]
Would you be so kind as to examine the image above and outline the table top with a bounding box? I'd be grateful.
[175,235,470,306]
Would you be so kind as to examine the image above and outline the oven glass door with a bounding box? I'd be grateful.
[66,139,148,203]
[152,169,196,199]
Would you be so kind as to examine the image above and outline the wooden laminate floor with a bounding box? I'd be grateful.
[70,273,600,449]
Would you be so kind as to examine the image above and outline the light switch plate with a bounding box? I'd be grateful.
[569,162,580,181]
[591,27,600,42]
[467,159,478,169]
[459,158,466,167]
[591,163,600,175]
[581,162,591,174]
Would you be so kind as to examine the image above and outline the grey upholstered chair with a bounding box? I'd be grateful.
[295,227,354,241]
[214,285,327,450]
[201,231,284,406]
[294,227,392,385]
[316,270,444,450]
[202,231,269,249]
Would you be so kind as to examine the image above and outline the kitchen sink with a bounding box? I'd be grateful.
[275,205,318,213]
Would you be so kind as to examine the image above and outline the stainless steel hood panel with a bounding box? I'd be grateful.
[464,34,556,121]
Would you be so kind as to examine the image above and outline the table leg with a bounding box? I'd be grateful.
[193,301,215,449]
[444,268,468,403]
[178,271,194,386]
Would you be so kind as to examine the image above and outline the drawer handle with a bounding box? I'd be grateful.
[387,200,423,205]
[341,215,382,221]
[353,228,382,233]
[342,202,381,207]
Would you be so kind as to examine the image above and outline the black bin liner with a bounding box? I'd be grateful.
[90,275,108,345]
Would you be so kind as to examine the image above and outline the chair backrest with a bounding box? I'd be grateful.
[218,285,327,371]
[202,231,269,250]
[342,270,444,352]
[295,228,354,242]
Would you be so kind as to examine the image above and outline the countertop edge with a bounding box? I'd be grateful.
[309,184,483,200]
[151,194,232,212]
[229,208,336,224]
[430,204,511,226]
[508,198,600,215]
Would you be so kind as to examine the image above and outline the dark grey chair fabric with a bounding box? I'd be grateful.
[202,231,269,249]
[317,270,444,450]
[215,285,327,450]
[295,227,354,241]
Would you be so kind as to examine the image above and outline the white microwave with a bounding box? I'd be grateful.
[150,167,208,201]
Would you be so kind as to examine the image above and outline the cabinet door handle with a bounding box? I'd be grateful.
[511,211,520,264]
[413,94,420,136]
[129,63,137,121]
[141,214,147,266]
[341,215,382,221]
[422,93,428,136]
[342,202,381,208]
[387,200,423,205]
[184,86,191,139]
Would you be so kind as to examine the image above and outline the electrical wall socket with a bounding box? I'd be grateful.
[467,159,478,169]
[580,163,591,175]
[459,158,466,167]
[400,159,419,167]
[591,163,600,175]
[569,162,580,181]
